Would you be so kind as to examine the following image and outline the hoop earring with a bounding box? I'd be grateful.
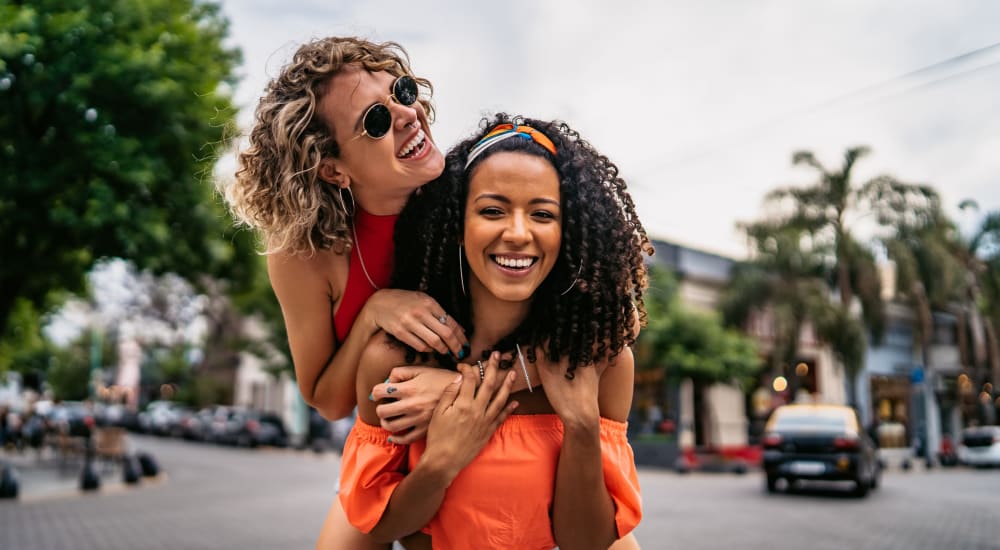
[338,186,356,217]
[458,244,467,296]
[560,263,584,296]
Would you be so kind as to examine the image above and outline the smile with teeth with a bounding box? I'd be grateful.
[491,255,538,270]
[397,129,427,159]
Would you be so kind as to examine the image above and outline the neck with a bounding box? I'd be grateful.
[468,282,532,351]
[352,185,411,216]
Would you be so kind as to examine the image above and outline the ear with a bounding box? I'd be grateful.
[318,158,350,188]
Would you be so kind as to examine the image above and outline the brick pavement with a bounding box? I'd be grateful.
[2,436,999,550]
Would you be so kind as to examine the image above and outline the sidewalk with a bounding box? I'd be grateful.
[1,444,163,501]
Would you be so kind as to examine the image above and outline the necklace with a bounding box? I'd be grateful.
[351,217,380,290]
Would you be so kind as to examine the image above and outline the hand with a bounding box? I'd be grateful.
[371,366,458,444]
[421,353,518,481]
[367,289,468,357]
[535,353,600,430]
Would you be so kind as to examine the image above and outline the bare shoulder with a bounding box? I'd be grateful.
[598,346,635,422]
[267,248,347,297]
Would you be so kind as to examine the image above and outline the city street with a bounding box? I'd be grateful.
[2,435,999,550]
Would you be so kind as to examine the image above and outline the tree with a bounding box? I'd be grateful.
[0,0,243,337]
[751,146,939,405]
[637,267,761,388]
[721,224,867,405]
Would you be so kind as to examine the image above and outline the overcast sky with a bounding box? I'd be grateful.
[218,0,1000,259]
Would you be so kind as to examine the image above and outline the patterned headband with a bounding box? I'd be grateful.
[465,123,558,169]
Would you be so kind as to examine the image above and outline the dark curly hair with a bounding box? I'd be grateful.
[392,114,653,377]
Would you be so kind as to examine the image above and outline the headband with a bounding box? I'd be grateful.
[465,123,557,169]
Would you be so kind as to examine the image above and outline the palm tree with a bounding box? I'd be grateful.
[722,224,865,403]
[953,204,1000,413]
[758,146,941,405]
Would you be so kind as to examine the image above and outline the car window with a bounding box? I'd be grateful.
[769,408,855,431]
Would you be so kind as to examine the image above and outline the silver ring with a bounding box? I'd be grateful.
[476,360,485,381]
[438,314,448,325]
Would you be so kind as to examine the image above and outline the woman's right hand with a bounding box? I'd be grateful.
[366,289,468,357]
[420,353,518,480]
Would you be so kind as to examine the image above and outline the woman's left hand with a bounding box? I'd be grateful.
[371,366,458,444]
[536,355,601,429]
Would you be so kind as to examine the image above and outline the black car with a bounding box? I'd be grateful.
[762,404,881,497]
[221,409,289,448]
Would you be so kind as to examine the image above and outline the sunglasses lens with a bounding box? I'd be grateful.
[363,104,391,138]
[393,75,419,106]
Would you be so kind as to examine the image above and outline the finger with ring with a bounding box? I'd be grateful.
[438,314,448,325]
[386,386,397,394]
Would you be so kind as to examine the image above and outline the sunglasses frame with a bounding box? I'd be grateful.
[348,75,420,142]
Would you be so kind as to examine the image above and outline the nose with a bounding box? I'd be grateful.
[502,211,532,244]
[391,99,419,132]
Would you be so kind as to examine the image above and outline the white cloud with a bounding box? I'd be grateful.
[219,0,1000,257]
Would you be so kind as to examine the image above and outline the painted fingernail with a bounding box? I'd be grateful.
[384,377,390,383]
[457,347,467,360]
[460,344,470,359]
[387,436,394,444]
[368,393,374,401]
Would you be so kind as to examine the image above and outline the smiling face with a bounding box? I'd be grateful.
[464,151,562,305]
[317,65,445,211]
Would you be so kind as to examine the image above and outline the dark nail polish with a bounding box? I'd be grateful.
[368,393,374,401]
[459,343,470,360]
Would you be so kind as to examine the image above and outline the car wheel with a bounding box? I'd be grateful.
[765,474,779,493]
[853,478,870,497]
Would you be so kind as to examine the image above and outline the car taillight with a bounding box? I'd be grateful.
[246,420,260,432]
[833,436,859,450]
[763,434,782,448]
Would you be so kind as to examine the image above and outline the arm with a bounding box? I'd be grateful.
[369,352,540,444]
[540,347,635,550]
[353,345,517,543]
[268,252,468,420]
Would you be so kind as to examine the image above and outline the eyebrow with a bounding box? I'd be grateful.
[474,193,560,207]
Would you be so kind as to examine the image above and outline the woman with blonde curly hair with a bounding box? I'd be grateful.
[224,36,479,549]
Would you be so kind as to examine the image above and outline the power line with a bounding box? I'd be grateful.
[635,40,1000,178]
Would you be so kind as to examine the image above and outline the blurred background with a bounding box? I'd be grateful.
[2,1,999,549]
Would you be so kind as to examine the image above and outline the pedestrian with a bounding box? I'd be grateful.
[339,114,652,549]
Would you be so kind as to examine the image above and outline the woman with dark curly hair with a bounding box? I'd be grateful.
[340,114,653,549]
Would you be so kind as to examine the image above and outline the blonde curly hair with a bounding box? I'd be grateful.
[224,36,435,256]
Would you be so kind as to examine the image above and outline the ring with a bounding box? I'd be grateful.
[438,314,448,325]
[476,360,485,381]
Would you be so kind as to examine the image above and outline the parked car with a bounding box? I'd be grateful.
[957,425,1000,467]
[762,404,881,497]
[137,401,188,436]
[220,409,288,448]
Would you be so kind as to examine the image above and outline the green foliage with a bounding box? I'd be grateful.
[0,0,243,336]
[637,267,762,388]
[0,298,47,374]
[44,343,92,401]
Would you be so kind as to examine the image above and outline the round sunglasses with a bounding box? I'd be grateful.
[350,75,420,141]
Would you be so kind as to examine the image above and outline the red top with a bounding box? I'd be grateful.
[333,208,398,342]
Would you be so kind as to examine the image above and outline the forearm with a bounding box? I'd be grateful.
[552,421,618,550]
[308,308,380,420]
[368,455,455,543]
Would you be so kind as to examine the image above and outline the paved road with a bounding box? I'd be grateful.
[2,435,999,549]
